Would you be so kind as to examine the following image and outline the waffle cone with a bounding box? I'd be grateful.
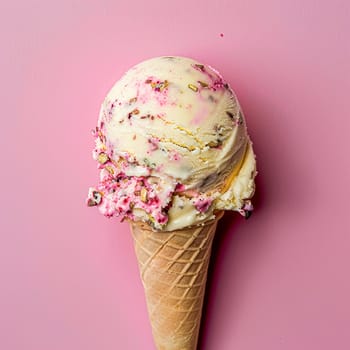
[131,212,224,350]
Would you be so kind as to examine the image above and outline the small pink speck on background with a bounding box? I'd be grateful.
[220,33,224,37]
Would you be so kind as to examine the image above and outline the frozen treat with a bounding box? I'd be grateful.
[87,56,257,349]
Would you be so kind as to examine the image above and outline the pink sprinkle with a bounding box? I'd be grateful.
[175,183,186,192]
[243,200,254,211]
[220,33,224,37]
[169,150,181,161]
[148,137,160,151]
[194,197,212,213]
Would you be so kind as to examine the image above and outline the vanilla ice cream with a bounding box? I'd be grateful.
[87,56,256,230]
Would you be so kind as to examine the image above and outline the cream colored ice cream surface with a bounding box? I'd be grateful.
[87,56,256,230]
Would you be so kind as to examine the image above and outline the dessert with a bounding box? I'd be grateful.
[87,56,256,349]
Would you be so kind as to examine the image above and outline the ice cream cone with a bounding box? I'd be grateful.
[131,211,224,350]
[87,56,257,349]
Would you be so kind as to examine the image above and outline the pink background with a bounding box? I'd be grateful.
[1,0,350,349]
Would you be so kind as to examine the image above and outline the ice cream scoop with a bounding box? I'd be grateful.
[87,56,256,231]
